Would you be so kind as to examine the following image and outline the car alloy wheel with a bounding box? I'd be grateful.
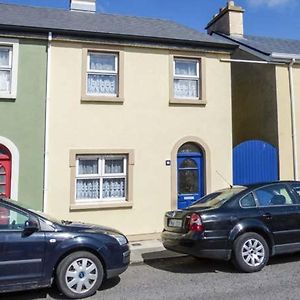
[65,258,98,294]
[241,238,265,267]
[232,232,269,273]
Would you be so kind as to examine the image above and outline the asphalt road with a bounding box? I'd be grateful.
[4,253,300,300]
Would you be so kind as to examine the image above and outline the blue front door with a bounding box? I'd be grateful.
[177,152,204,209]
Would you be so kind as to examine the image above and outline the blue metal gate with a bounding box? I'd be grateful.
[233,140,279,185]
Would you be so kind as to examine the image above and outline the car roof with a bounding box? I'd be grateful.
[239,180,300,190]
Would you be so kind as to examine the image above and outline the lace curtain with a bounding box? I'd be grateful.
[76,157,126,200]
[87,53,117,95]
[102,178,125,198]
[89,54,115,71]
[174,79,198,98]
[175,60,197,76]
[0,49,9,66]
[76,178,125,199]
[0,71,10,92]
[87,74,117,95]
[174,59,199,98]
[0,49,10,92]
[78,159,98,175]
[76,179,100,199]
[105,159,123,174]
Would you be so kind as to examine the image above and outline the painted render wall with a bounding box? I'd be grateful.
[46,41,232,235]
[275,66,294,180]
[294,66,300,178]
[231,49,278,148]
[0,39,47,210]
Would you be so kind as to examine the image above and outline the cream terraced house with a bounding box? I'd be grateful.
[0,0,236,237]
[206,1,300,186]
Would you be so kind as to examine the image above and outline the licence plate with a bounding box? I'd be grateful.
[168,219,182,228]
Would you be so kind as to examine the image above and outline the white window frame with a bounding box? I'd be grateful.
[86,51,118,97]
[75,154,127,203]
[0,38,19,99]
[173,58,200,100]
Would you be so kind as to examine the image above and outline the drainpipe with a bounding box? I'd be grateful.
[43,32,52,212]
[288,59,298,180]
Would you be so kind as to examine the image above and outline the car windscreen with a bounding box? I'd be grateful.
[191,187,246,208]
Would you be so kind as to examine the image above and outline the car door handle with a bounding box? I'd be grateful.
[263,213,272,220]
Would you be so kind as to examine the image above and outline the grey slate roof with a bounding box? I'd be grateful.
[0,3,234,48]
[232,35,300,56]
[214,32,300,60]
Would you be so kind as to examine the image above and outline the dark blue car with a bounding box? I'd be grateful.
[0,197,130,299]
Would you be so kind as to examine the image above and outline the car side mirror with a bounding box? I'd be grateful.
[23,219,39,235]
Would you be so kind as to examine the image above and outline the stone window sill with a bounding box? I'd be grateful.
[0,94,16,100]
[169,98,207,106]
[81,95,124,104]
[70,201,133,211]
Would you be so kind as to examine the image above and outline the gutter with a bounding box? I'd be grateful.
[43,32,52,212]
[220,58,285,65]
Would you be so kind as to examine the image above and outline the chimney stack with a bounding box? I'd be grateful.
[206,1,244,36]
[70,0,96,13]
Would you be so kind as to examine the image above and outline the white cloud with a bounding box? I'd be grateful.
[247,0,294,7]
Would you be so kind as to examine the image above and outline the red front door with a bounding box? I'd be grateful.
[0,145,11,224]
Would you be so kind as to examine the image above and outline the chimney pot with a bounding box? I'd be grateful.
[70,0,96,13]
[206,1,244,36]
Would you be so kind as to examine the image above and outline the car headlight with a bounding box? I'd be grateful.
[109,234,128,246]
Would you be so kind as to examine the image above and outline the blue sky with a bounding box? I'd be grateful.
[0,0,299,40]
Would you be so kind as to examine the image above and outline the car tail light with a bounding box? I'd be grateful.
[188,213,204,232]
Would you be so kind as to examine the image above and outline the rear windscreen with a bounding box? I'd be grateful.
[191,188,245,208]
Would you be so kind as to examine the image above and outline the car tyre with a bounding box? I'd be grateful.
[56,251,104,299]
[232,232,269,273]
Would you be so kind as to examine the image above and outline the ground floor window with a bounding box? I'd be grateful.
[75,154,127,202]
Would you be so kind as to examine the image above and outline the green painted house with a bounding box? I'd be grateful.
[0,35,47,210]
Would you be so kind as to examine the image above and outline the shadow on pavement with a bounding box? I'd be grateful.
[144,255,237,274]
[99,276,120,291]
[2,277,121,299]
[145,251,300,274]
[268,251,300,266]
[1,287,64,300]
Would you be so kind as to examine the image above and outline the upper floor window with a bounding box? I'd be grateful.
[87,52,118,97]
[0,47,12,94]
[173,58,200,99]
[0,39,18,99]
